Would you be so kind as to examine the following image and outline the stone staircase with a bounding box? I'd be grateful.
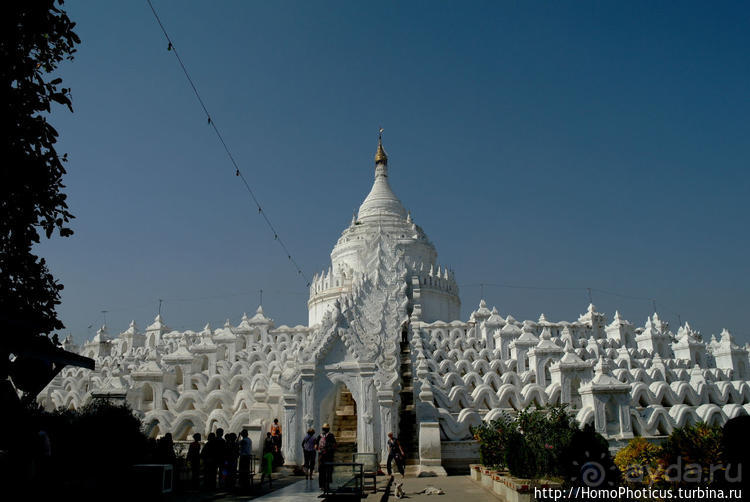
[332,386,358,462]
[398,339,420,467]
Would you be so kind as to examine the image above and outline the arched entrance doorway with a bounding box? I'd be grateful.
[295,336,381,466]
[331,383,357,461]
[319,380,358,461]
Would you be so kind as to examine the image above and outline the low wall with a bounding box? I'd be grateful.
[440,440,479,474]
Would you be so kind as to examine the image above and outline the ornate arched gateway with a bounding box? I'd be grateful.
[278,225,408,465]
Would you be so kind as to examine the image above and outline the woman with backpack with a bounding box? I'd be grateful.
[316,423,336,490]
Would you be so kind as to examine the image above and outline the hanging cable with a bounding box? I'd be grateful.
[461,282,585,292]
[146,0,310,287]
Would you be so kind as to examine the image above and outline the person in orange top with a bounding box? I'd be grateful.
[270,418,283,465]
[270,418,281,438]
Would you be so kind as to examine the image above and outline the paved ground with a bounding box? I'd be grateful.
[361,476,498,502]
[248,478,321,501]
[174,475,498,501]
[173,472,307,501]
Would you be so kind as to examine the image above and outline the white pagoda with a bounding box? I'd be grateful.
[40,137,750,474]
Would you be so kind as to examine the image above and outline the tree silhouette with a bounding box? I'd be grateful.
[1,1,79,370]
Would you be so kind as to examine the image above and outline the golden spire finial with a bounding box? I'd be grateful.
[375,127,388,165]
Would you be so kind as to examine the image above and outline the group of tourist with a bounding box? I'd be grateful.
[185,428,254,490]
[300,422,337,488]
[175,418,282,491]
[159,417,406,493]
[300,424,407,492]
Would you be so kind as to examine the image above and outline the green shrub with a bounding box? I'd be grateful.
[471,412,516,469]
[472,403,582,480]
[514,404,578,479]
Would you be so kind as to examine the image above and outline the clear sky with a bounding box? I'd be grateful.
[37,1,749,345]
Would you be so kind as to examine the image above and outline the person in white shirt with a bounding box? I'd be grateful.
[238,429,253,490]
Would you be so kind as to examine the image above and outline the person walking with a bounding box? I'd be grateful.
[386,432,405,478]
[301,427,317,480]
[187,433,202,490]
[238,429,252,490]
[317,423,336,491]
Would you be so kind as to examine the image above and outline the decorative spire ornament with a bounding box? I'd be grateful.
[375,127,388,165]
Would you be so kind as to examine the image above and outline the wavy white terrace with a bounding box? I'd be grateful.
[41,138,750,474]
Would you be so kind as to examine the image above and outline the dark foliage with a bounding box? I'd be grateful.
[25,400,158,497]
[720,416,750,490]
[560,424,619,491]
[504,428,538,478]
[0,0,79,356]
[659,421,723,486]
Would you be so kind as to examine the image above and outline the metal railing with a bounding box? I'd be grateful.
[323,462,364,496]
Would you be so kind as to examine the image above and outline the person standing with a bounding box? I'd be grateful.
[238,430,252,490]
[263,431,274,459]
[187,433,202,490]
[260,441,274,489]
[225,432,238,489]
[301,427,317,480]
[317,423,336,490]
[157,432,176,467]
[386,432,405,478]
[201,433,217,490]
[270,418,283,466]
[215,428,227,488]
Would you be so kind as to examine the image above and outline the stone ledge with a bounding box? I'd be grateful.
[469,467,563,502]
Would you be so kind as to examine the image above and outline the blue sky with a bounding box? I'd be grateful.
[38,1,749,344]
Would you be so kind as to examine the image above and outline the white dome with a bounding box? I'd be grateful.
[307,136,461,326]
[357,168,407,221]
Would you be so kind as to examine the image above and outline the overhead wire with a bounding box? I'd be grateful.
[145,0,310,287]
[144,1,690,331]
